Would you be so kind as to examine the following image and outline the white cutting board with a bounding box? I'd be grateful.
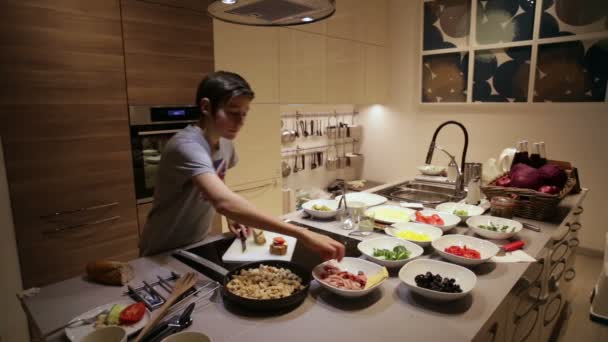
[221,231,297,263]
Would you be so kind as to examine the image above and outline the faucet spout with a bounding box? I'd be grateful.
[425,120,469,174]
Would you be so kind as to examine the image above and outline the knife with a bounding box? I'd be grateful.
[239,229,247,252]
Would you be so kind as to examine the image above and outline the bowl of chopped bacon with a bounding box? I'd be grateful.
[312,257,387,298]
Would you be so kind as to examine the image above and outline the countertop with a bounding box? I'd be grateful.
[23,180,588,342]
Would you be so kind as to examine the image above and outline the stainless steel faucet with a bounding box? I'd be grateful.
[425,121,469,194]
[434,145,464,194]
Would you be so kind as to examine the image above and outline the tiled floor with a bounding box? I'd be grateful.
[557,253,608,341]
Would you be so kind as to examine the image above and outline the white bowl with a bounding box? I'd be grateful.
[161,331,212,342]
[398,259,476,301]
[302,199,339,219]
[417,165,446,176]
[413,209,460,232]
[435,202,485,221]
[431,234,499,266]
[312,257,386,297]
[357,237,424,268]
[366,205,415,224]
[385,222,443,247]
[466,216,523,240]
[82,327,127,342]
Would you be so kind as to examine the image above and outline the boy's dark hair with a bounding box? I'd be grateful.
[195,71,254,115]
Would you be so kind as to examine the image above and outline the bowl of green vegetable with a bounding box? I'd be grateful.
[357,236,424,268]
[436,202,485,222]
[466,215,523,240]
[302,199,339,219]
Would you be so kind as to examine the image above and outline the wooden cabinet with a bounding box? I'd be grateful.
[0,0,138,287]
[326,38,365,104]
[364,44,389,104]
[279,29,327,104]
[326,0,388,45]
[213,20,280,104]
[121,0,214,105]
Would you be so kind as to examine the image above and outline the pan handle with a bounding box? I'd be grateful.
[173,250,229,278]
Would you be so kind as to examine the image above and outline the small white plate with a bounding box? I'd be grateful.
[435,202,485,221]
[412,209,460,232]
[467,216,523,240]
[386,222,443,247]
[366,205,415,224]
[399,259,476,301]
[65,300,149,342]
[334,192,388,207]
[431,234,499,266]
[312,258,386,298]
[302,199,339,219]
[357,237,424,268]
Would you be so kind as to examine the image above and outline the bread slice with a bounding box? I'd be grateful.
[86,260,134,286]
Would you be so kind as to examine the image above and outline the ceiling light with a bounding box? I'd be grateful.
[301,17,314,22]
[221,0,237,4]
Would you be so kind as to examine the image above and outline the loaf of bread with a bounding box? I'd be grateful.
[86,260,134,286]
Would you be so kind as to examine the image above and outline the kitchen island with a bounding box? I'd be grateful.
[22,182,588,342]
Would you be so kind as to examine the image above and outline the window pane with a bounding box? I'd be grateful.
[422,52,469,102]
[535,39,608,102]
[473,46,531,102]
[476,0,536,44]
[423,0,471,50]
[540,0,608,38]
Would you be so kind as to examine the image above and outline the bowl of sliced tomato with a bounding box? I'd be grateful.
[431,234,499,266]
[413,209,460,232]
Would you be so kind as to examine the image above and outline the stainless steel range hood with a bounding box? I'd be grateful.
[207,0,335,26]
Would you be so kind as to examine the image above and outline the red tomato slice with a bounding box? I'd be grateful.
[119,302,146,325]
[273,237,286,245]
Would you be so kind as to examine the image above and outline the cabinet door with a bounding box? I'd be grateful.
[0,0,139,287]
[279,29,327,104]
[226,104,281,186]
[473,297,508,342]
[326,38,365,104]
[214,20,279,103]
[363,44,389,104]
[121,0,214,105]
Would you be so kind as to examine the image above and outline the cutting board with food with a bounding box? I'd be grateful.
[222,230,297,263]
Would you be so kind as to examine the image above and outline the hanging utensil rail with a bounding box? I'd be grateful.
[281,139,359,155]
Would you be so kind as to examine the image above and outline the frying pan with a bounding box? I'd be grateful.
[173,250,311,313]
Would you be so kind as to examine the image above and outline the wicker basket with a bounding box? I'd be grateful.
[481,174,576,221]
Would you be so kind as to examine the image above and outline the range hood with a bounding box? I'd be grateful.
[207,0,336,26]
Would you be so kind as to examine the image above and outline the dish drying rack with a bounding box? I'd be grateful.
[126,272,219,314]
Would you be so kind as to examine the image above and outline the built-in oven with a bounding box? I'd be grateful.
[129,105,200,203]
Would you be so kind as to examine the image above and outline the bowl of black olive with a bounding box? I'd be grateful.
[398,259,476,301]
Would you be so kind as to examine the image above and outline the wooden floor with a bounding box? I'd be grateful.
[557,253,608,341]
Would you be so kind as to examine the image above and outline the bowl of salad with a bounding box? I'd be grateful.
[435,202,485,222]
[357,236,424,268]
[302,199,339,219]
[466,216,523,240]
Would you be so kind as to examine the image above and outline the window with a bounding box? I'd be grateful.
[421,0,608,103]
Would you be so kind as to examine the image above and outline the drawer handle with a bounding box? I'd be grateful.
[564,268,576,281]
[573,206,584,215]
[40,202,119,219]
[43,215,120,234]
[570,222,582,232]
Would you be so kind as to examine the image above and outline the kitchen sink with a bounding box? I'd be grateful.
[374,181,465,206]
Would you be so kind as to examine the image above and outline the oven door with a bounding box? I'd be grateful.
[130,123,191,203]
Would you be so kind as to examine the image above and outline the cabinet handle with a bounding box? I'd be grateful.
[486,322,498,342]
[570,222,582,232]
[40,202,119,219]
[564,268,576,281]
[543,294,563,326]
[43,215,120,234]
[568,238,580,248]
[573,206,584,215]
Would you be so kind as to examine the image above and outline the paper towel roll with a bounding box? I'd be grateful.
[282,188,296,214]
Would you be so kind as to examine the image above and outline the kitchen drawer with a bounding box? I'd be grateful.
[473,296,508,342]
[506,303,541,342]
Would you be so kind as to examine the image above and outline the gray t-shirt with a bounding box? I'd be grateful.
[139,125,237,256]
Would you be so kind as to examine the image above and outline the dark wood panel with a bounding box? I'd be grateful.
[0,0,139,287]
[121,0,214,105]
